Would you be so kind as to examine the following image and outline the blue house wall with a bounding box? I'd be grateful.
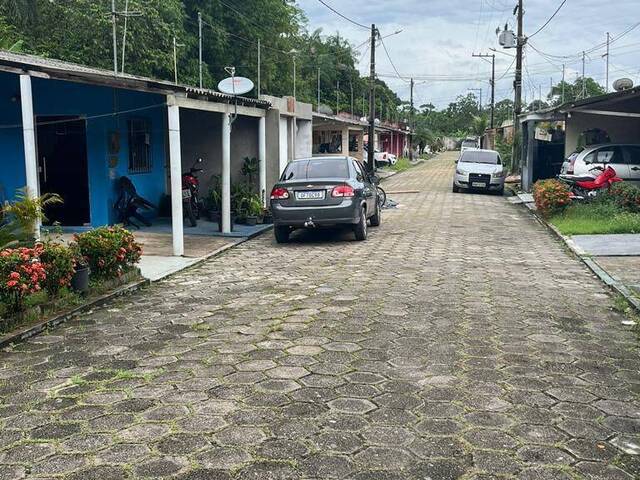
[0,72,168,226]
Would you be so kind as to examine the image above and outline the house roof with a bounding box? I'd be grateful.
[312,112,368,128]
[521,85,640,122]
[0,50,270,109]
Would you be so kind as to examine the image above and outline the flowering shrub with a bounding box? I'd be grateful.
[533,179,572,218]
[606,183,640,212]
[0,246,47,312]
[74,226,142,279]
[39,241,75,295]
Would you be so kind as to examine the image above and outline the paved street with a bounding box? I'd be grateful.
[2,151,640,479]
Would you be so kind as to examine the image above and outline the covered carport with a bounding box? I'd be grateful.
[521,86,640,191]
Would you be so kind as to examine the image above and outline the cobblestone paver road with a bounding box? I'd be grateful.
[2,152,640,479]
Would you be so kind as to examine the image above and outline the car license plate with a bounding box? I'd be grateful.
[296,190,325,200]
[472,182,487,188]
[182,189,192,199]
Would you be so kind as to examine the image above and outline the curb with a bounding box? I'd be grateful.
[0,278,150,349]
[0,226,274,349]
[518,201,640,313]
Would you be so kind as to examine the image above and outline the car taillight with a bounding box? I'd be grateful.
[270,187,289,199]
[331,185,355,198]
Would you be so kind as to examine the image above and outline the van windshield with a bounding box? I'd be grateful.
[460,151,500,165]
[281,159,349,180]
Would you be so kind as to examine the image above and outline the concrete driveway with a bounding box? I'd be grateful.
[0,152,638,479]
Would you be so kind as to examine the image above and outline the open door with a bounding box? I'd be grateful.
[36,116,90,226]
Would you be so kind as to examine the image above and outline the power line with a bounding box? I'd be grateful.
[379,36,411,84]
[529,0,567,38]
[316,0,370,30]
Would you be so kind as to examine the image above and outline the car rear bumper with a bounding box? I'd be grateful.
[271,199,361,227]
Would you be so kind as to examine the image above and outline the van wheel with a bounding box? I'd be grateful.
[274,226,290,243]
[353,208,368,241]
[370,202,381,227]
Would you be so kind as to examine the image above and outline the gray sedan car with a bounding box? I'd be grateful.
[270,156,381,243]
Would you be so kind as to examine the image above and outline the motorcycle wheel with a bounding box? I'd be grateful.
[185,202,197,227]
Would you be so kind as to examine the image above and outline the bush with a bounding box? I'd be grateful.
[0,246,47,313]
[74,226,142,279]
[606,183,640,212]
[533,179,572,218]
[38,241,75,295]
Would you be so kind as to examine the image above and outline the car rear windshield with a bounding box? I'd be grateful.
[281,159,349,180]
[460,151,500,164]
[462,141,477,148]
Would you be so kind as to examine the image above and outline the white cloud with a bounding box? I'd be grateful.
[297,0,640,108]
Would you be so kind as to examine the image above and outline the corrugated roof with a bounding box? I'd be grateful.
[0,50,270,109]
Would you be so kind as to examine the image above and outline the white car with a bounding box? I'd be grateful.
[560,144,640,185]
[365,147,397,166]
[461,139,478,152]
[453,148,505,195]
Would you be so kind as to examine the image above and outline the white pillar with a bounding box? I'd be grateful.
[221,112,231,234]
[167,100,184,256]
[19,74,40,239]
[341,127,349,156]
[259,116,267,206]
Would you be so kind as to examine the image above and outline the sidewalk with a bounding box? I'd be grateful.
[516,193,640,309]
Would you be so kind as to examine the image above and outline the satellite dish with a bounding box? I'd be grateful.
[613,78,634,92]
[217,76,254,96]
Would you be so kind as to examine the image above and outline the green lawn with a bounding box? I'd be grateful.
[389,157,412,172]
[550,203,640,235]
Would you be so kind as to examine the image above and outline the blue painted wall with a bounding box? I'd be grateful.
[0,73,168,226]
[0,72,26,204]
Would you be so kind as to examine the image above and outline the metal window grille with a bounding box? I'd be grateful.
[128,118,152,174]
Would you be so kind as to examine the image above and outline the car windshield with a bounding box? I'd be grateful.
[460,151,499,165]
[281,159,349,180]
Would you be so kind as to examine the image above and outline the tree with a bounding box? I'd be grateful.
[471,114,488,137]
[494,99,514,126]
[549,77,606,106]
[526,99,549,112]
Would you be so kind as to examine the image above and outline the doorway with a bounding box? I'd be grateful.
[36,116,90,226]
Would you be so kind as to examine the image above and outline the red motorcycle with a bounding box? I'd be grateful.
[558,165,623,199]
[182,158,204,227]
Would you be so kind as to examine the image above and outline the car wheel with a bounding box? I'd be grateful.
[274,226,290,243]
[452,184,460,193]
[353,208,368,241]
[495,187,505,196]
[370,201,381,227]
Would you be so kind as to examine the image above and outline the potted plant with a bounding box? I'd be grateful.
[241,157,259,187]
[245,194,263,226]
[69,243,90,294]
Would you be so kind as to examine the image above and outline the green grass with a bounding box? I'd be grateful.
[389,157,412,172]
[550,202,640,235]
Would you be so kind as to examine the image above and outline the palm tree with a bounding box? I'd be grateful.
[471,115,489,137]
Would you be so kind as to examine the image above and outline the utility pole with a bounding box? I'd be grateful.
[367,24,378,173]
[604,32,610,93]
[350,79,354,117]
[409,78,414,161]
[472,53,496,128]
[198,12,203,88]
[581,51,586,99]
[336,80,340,115]
[121,0,129,74]
[513,0,525,174]
[561,64,565,103]
[257,39,261,97]
[111,0,118,75]
[317,67,321,111]
[173,37,184,85]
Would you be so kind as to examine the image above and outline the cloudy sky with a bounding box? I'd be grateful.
[296,0,640,109]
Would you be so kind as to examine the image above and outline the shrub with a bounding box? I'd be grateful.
[74,226,142,279]
[0,246,47,312]
[38,241,75,295]
[606,183,640,212]
[533,179,572,218]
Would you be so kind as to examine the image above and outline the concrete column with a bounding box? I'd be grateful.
[342,127,350,156]
[259,116,267,206]
[221,112,231,233]
[293,117,297,160]
[167,101,184,256]
[19,75,40,239]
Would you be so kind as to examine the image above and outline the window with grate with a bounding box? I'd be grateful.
[128,118,152,173]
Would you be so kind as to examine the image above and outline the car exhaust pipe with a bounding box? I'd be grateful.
[304,217,316,228]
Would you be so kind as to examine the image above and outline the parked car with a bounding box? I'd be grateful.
[560,144,640,185]
[364,146,396,166]
[453,148,505,194]
[460,138,478,152]
[270,156,381,243]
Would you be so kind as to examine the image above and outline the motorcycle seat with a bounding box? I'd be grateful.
[558,174,594,183]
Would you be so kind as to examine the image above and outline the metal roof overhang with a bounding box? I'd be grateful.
[0,50,270,110]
